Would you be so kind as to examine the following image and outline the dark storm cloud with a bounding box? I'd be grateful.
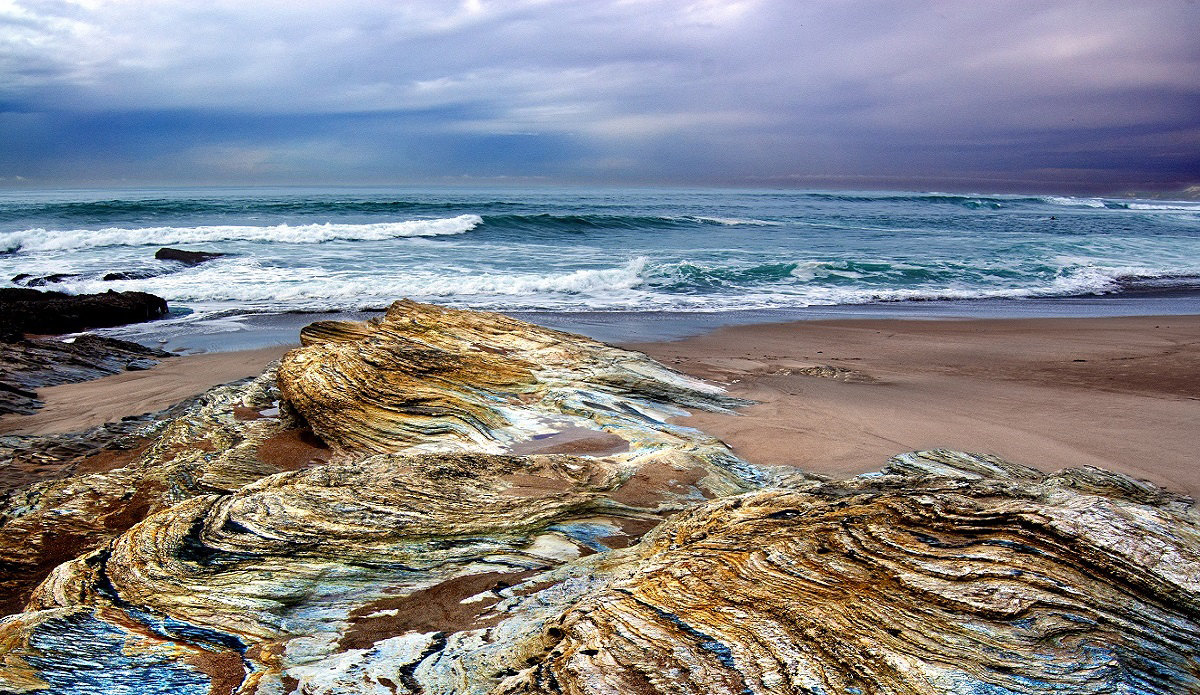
[1,0,1197,192]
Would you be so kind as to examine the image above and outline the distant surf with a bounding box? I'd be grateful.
[0,214,481,252]
[3,187,1198,321]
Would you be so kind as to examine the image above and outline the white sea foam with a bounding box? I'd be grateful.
[6,188,1200,333]
[438,256,651,296]
[61,250,1200,316]
[1043,266,1122,295]
[688,216,784,226]
[1044,196,1107,208]
[65,255,1168,316]
[789,261,865,281]
[62,256,654,307]
[1,215,482,252]
[788,261,822,282]
[1126,203,1200,211]
[1043,198,1200,213]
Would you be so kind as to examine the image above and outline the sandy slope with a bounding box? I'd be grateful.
[628,315,1200,498]
[0,345,292,436]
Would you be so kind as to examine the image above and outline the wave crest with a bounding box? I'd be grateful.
[1,215,482,252]
[58,254,1200,313]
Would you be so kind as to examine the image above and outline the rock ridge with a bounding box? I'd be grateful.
[0,287,168,337]
[0,300,1196,694]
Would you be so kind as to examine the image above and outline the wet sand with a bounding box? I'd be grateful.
[628,315,1200,499]
[0,345,292,436]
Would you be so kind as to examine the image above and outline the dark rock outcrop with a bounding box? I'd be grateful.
[101,270,162,282]
[0,288,173,415]
[0,322,20,343]
[10,273,80,287]
[154,247,227,265]
[0,288,168,337]
[0,335,172,415]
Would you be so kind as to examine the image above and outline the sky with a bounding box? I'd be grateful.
[1,0,1198,193]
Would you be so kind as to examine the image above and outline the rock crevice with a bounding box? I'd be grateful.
[0,301,1196,695]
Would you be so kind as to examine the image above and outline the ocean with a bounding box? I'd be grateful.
[3,186,1199,349]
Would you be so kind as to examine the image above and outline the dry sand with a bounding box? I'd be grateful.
[628,315,1200,499]
[0,345,292,436]
[3,315,1198,500]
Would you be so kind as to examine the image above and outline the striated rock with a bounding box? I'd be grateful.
[279,299,751,458]
[499,451,1200,695]
[4,448,1199,694]
[0,301,771,692]
[29,447,751,637]
[0,301,1198,694]
[0,400,186,500]
[0,373,287,615]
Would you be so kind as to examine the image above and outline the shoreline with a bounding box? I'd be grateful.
[629,314,1200,499]
[88,291,1200,353]
[0,345,292,436]
[4,312,1198,501]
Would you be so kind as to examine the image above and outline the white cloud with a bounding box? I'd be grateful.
[0,0,1196,188]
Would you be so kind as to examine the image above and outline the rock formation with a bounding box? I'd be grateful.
[9,274,80,288]
[0,287,172,414]
[102,270,163,282]
[0,335,172,415]
[278,300,751,457]
[155,247,228,265]
[0,300,1197,694]
[499,451,1200,695]
[0,287,169,336]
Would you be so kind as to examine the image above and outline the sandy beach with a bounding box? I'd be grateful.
[0,345,292,436]
[630,314,1200,498]
[3,314,1199,499]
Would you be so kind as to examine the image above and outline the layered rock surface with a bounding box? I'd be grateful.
[0,334,172,415]
[1,300,1198,694]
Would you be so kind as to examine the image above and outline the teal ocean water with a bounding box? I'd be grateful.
[3,187,1199,346]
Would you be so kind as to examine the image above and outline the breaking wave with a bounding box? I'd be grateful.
[51,253,1200,314]
[0,215,482,252]
[5,187,1199,321]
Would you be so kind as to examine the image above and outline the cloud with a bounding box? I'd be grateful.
[1,0,1197,191]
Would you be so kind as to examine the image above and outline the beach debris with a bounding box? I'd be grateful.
[0,301,1197,694]
[687,355,874,383]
